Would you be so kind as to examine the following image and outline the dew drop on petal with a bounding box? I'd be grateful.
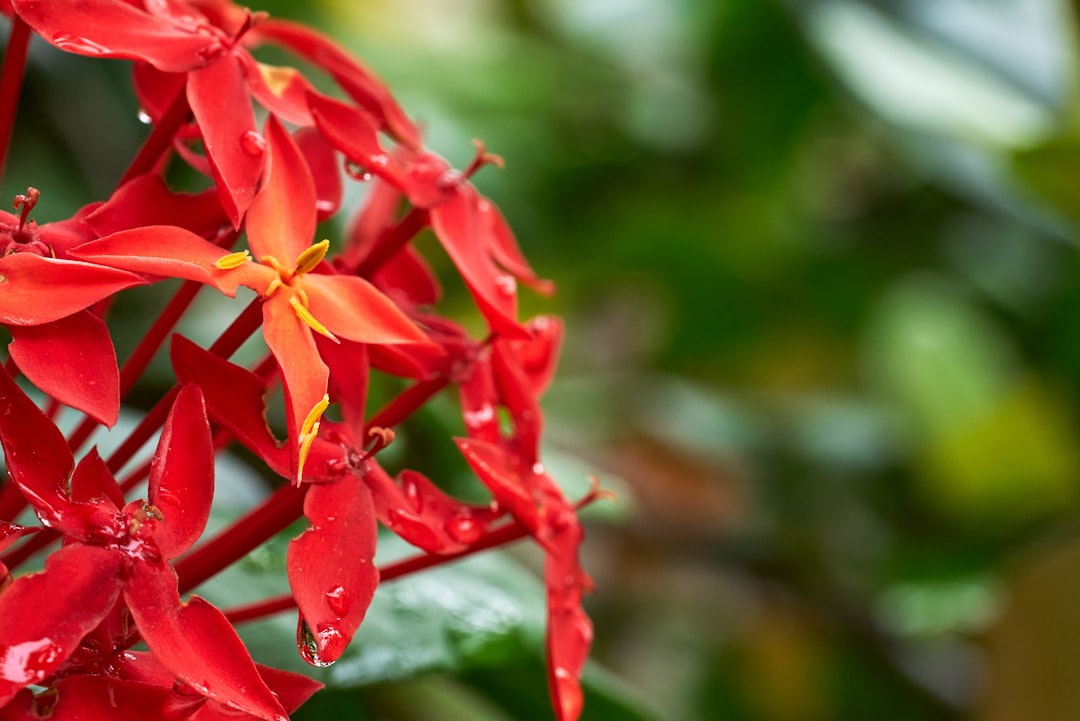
[315,199,335,213]
[436,169,464,190]
[325,585,349,617]
[136,108,152,125]
[444,512,483,545]
[494,275,517,297]
[1,638,64,683]
[296,617,342,668]
[344,160,372,182]
[240,130,266,156]
[463,403,495,431]
[367,154,390,169]
[52,34,110,55]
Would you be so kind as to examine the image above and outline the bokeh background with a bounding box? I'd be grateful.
[8,0,1080,719]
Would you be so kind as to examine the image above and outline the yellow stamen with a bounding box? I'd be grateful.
[295,394,330,484]
[214,250,252,269]
[295,239,330,275]
[258,62,297,98]
[265,277,283,297]
[261,255,287,274]
[290,295,337,341]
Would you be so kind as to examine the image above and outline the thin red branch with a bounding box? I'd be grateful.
[0,14,31,186]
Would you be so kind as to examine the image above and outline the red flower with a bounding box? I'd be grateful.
[73,116,430,482]
[0,189,145,425]
[456,317,594,721]
[0,372,290,721]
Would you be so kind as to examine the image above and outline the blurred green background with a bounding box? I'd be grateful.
[10,0,1080,719]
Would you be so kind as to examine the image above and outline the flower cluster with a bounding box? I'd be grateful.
[0,2,594,720]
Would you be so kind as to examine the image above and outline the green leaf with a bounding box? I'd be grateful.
[196,531,547,688]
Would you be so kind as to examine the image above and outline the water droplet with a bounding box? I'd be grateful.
[344,160,372,182]
[0,638,64,683]
[315,199,335,213]
[554,666,571,680]
[52,34,110,55]
[463,403,495,430]
[531,462,546,476]
[240,130,266,156]
[296,617,344,668]
[386,508,439,550]
[436,168,464,189]
[136,108,152,125]
[367,154,390,169]
[325,586,349,617]
[445,512,483,544]
[494,275,517,297]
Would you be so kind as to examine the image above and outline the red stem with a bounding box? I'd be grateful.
[224,518,530,624]
[353,208,428,278]
[175,482,306,594]
[105,299,262,474]
[0,14,31,187]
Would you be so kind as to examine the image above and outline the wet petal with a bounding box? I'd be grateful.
[287,480,378,666]
[0,254,145,326]
[480,194,556,296]
[124,561,289,721]
[455,438,538,532]
[492,342,543,464]
[188,55,261,229]
[245,115,316,263]
[70,448,124,509]
[544,519,593,721]
[294,127,343,222]
[8,311,121,427]
[256,664,324,713]
[429,189,529,339]
[0,545,123,705]
[2,675,179,721]
[365,463,499,554]
[241,53,314,127]
[148,384,213,559]
[11,0,222,72]
[315,336,368,437]
[0,363,75,523]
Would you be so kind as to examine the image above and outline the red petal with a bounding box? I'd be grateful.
[492,342,542,464]
[169,335,290,478]
[458,352,502,445]
[294,127,343,222]
[480,194,556,296]
[71,448,124,509]
[6,675,178,721]
[515,316,564,397]
[87,173,229,238]
[11,0,222,72]
[132,61,187,122]
[302,274,429,345]
[365,462,499,554]
[71,226,251,297]
[246,115,316,263]
[429,189,529,339]
[8,310,121,426]
[148,384,213,559]
[241,52,315,127]
[287,480,378,666]
[455,438,538,531]
[0,254,145,326]
[255,19,420,148]
[124,561,289,721]
[0,522,37,555]
[544,520,593,721]
[0,545,123,704]
[262,297,329,483]
[187,55,261,228]
[316,336,368,436]
[0,363,75,523]
[256,664,324,713]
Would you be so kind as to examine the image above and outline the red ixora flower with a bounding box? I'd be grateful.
[12,0,418,226]
[0,371,300,721]
[0,188,145,426]
[73,115,432,483]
